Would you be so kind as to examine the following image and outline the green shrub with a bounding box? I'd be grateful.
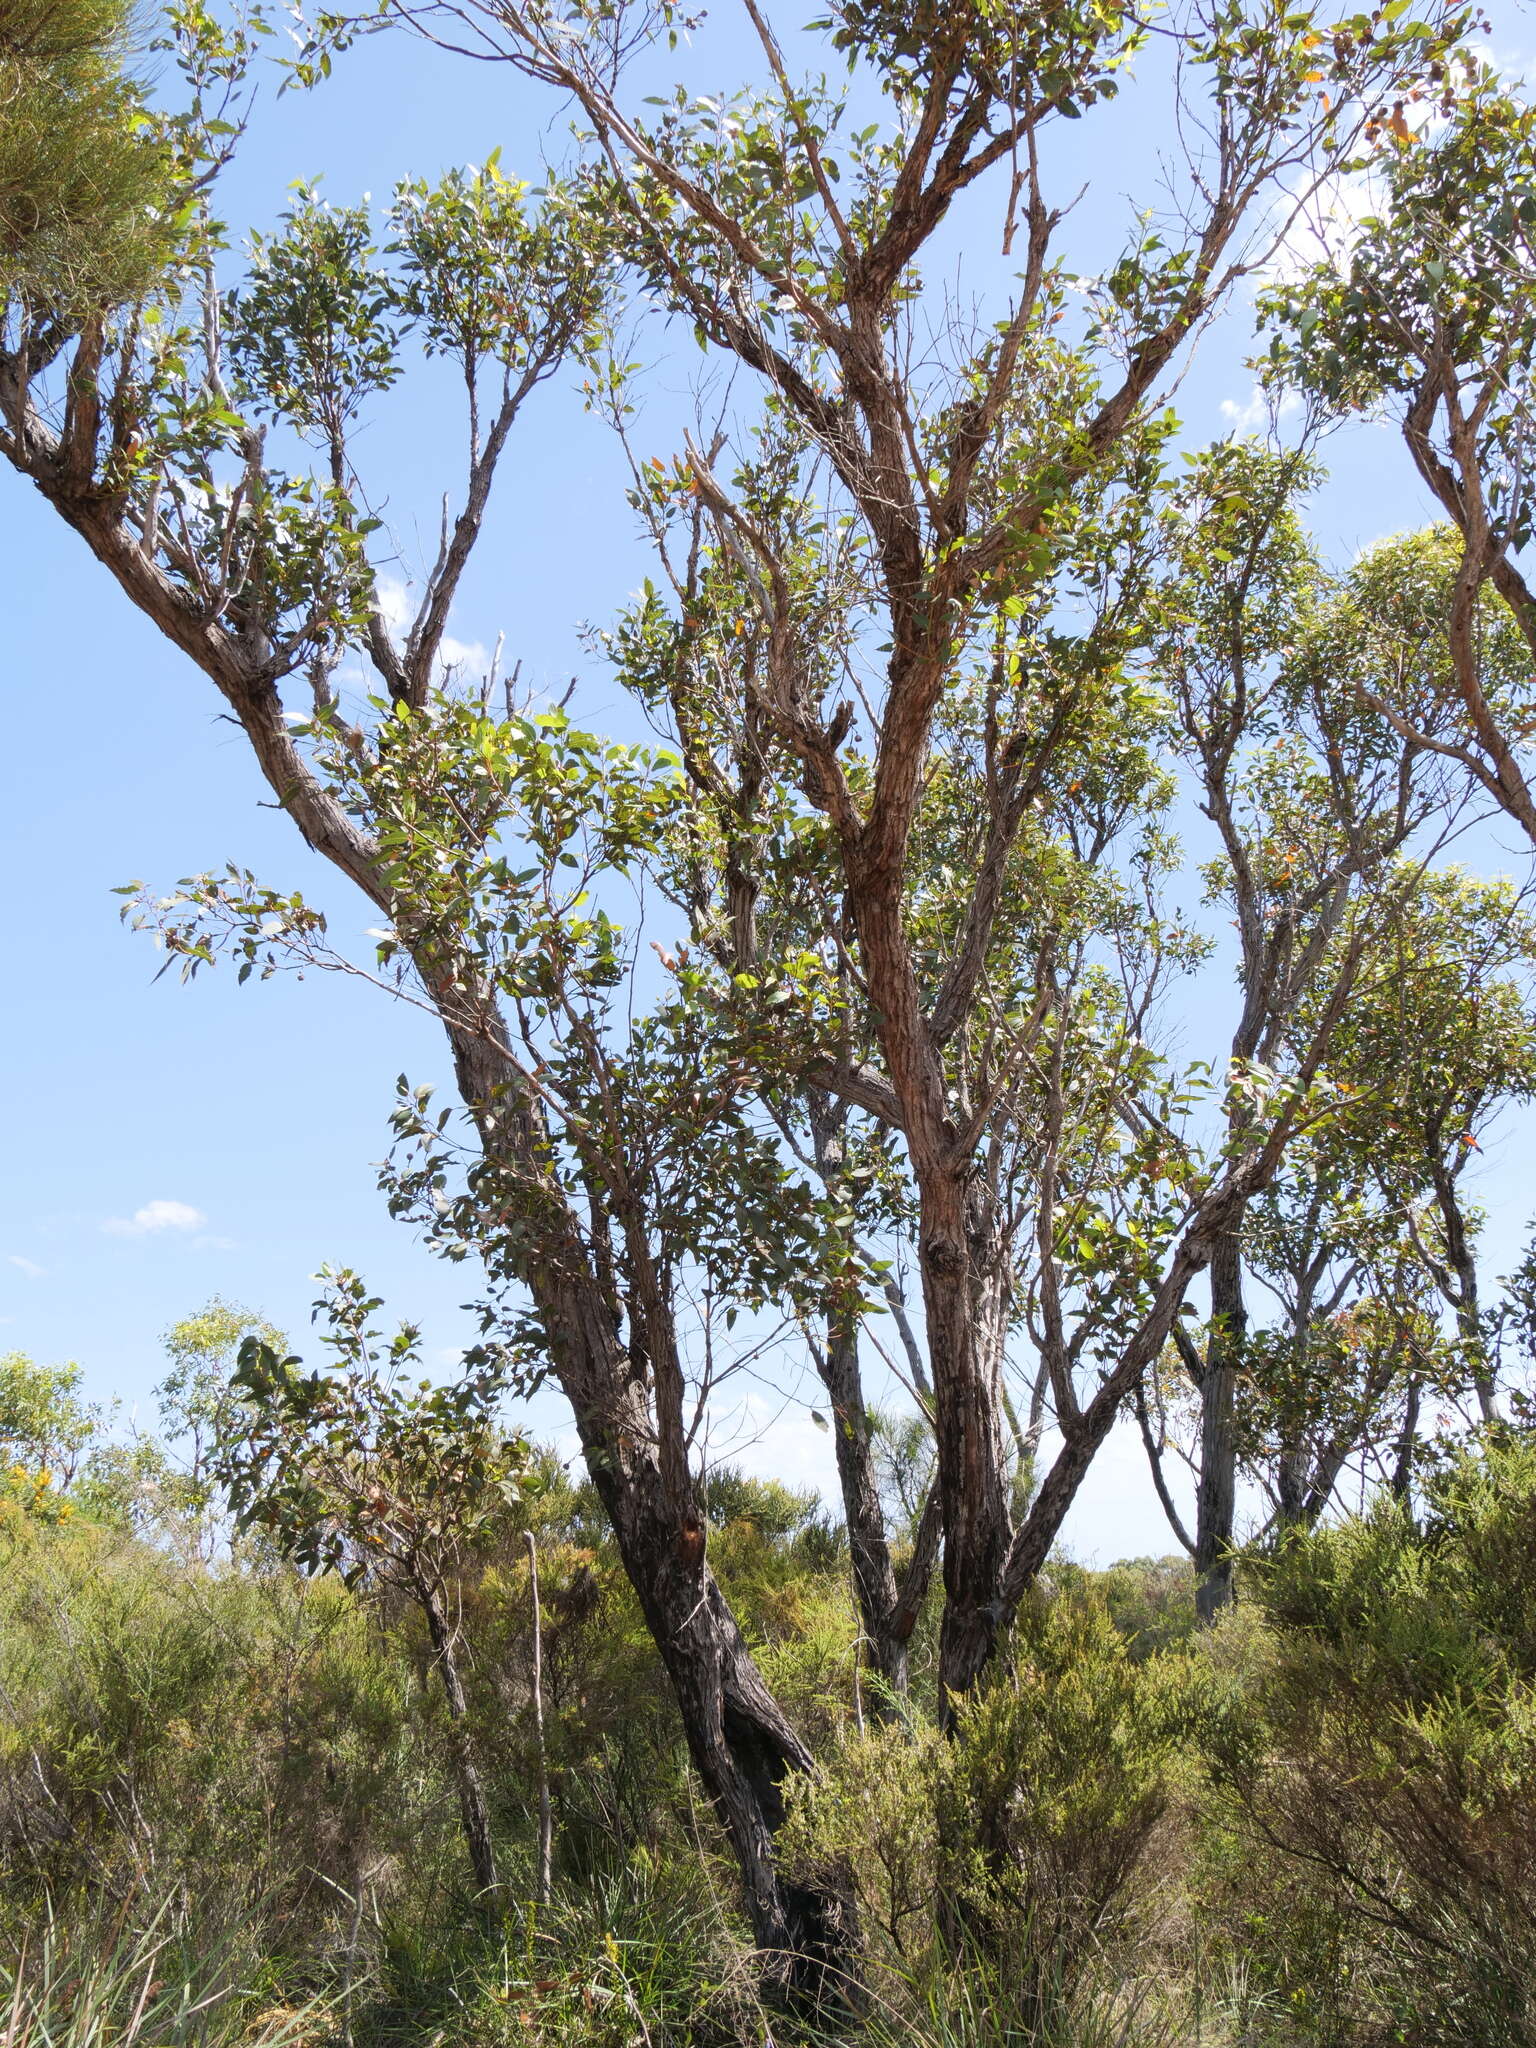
[940,1595,1194,2015]
[1092,1557,1200,1662]
[783,1588,1196,2032]
[0,1519,435,1965]
[1203,1432,1536,2045]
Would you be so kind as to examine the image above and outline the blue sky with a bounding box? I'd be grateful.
[3,2,1534,1561]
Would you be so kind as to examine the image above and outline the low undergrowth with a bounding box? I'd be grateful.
[7,1443,1536,2046]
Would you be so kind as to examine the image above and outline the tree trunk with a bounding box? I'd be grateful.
[807,1094,911,1701]
[1195,1228,1247,1622]
[528,1225,853,2008]
[1392,1376,1422,1501]
[418,1577,501,1903]
[1432,1162,1496,1420]
[821,1304,910,1700]
[1274,1436,1307,1531]
[586,1440,852,2001]
[410,1014,855,2000]
[920,1168,1013,1704]
[837,852,1016,1706]
[19,411,851,2003]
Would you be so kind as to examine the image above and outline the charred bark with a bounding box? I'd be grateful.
[1194,1229,1247,1622]
[526,1215,854,2007]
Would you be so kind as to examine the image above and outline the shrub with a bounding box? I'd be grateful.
[1093,1557,1200,1662]
[0,1519,433,1963]
[783,1588,1194,2030]
[1204,1432,1536,2046]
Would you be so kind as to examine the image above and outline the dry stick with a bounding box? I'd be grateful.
[524,1530,553,1907]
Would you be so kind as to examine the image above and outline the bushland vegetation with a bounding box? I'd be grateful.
[7,0,1536,2036]
[8,1332,1536,2044]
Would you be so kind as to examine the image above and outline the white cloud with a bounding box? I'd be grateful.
[707,1388,842,1499]
[7,1254,44,1279]
[438,635,492,678]
[1261,166,1383,287]
[1463,38,1533,88]
[1218,385,1302,433]
[103,1199,207,1238]
[1260,88,1468,291]
[374,574,414,635]
[371,577,493,679]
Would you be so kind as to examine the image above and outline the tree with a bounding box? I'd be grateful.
[0,0,1477,1987]
[1140,860,1536,1571]
[1262,72,1536,843]
[156,1296,284,1530]
[1151,472,1470,1615]
[1319,866,1536,1422]
[1237,1161,1448,1523]
[216,1269,530,1902]
[432,0,1469,1700]
[0,1352,97,1523]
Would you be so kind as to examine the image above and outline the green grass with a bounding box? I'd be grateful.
[0,1898,331,2048]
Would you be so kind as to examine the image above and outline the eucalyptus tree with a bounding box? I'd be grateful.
[1141,861,1536,1568]
[340,0,1477,1697]
[1263,70,1536,843]
[598,412,1206,1699]
[1319,865,1536,1422]
[1152,460,1466,1615]
[0,1353,98,1492]
[1236,1168,1448,1523]
[156,1297,284,1526]
[1141,1143,1454,1545]
[0,0,1476,1984]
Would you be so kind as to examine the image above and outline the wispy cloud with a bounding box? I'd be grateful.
[372,577,492,681]
[1258,89,1473,292]
[1218,385,1302,433]
[103,1199,207,1238]
[7,1254,44,1279]
[375,574,413,635]
[1260,166,1383,287]
[438,634,492,679]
